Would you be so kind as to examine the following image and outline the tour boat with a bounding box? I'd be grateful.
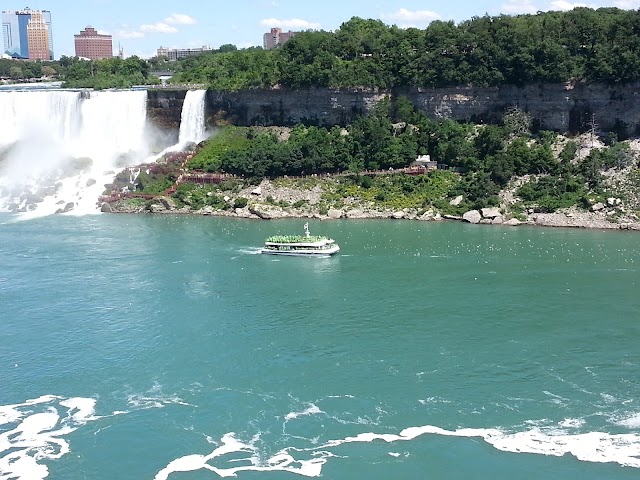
[261,223,340,256]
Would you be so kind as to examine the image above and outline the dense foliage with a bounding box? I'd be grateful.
[181,98,639,212]
[59,56,159,89]
[0,56,159,89]
[0,58,58,79]
[171,8,640,90]
[5,8,640,91]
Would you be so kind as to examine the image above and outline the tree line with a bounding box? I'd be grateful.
[3,8,640,90]
[0,56,158,89]
[171,7,640,90]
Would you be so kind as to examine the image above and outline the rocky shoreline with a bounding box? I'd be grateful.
[102,178,640,232]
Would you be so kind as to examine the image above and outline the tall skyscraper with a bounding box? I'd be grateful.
[27,11,50,60]
[2,8,54,60]
[74,26,112,59]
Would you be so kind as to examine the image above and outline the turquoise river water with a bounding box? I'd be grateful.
[0,213,639,479]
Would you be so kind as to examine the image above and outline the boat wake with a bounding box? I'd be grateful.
[237,247,263,255]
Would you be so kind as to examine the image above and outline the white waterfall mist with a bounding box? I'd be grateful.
[0,90,152,217]
[178,90,207,146]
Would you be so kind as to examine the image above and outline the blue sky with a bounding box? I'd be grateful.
[8,0,640,59]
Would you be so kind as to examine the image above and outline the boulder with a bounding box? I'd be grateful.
[420,210,435,221]
[251,186,262,196]
[449,195,463,206]
[479,219,493,224]
[86,178,96,187]
[607,197,621,207]
[392,211,405,219]
[249,203,272,219]
[462,210,482,224]
[55,202,75,214]
[492,216,504,225]
[160,197,175,211]
[149,203,166,213]
[327,208,343,219]
[100,202,113,213]
[481,207,501,218]
[504,218,522,226]
[591,202,605,212]
[249,203,288,219]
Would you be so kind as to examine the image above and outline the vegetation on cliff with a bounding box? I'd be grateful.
[116,97,638,220]
[171,8,640,90]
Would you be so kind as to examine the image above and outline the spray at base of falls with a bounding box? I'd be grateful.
[0,88,209,218]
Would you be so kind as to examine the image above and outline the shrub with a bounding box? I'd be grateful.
[233,197,248,208]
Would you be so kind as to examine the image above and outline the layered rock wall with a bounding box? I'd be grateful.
[145,83,640,134]
[147,89,187,143]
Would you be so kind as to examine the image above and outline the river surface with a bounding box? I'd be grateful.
[1,214,639,479]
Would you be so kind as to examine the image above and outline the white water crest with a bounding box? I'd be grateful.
[155,423,640,478]
[178,89,207,146]
[0,89,153,217]
[0,395,99,480]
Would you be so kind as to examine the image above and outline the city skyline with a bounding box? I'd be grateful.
[4,0,640,59]
[2,8,54,60]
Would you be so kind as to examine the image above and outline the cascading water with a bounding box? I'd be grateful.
[149,89,210,161]
[0,89,151,217]
[178,90,207,146]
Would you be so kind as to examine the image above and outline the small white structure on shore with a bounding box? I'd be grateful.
[410,155,437,171]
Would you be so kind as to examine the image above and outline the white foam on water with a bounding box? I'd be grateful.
[59,398,98,424]
[285,404,324,421]
[558,418,586,429]
[126,383,193,410]
[0,395,99,480]
[155,423,640,478]
[154,433,325,480]
[614,413,640,429]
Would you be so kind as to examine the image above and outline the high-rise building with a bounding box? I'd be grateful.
[263,28,298,50]
[74,26,112,59]
[27,12,50,60]
[2,8,54,60]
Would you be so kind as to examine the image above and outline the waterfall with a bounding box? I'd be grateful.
[0,89,151,217]
[0,90,81,148]
[178,90,207,146]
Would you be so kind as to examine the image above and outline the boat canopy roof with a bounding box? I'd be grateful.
[265,234,330,244]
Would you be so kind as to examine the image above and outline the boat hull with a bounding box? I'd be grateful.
[261,245,340,256]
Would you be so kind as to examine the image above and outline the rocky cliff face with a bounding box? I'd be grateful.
[406,83,640,133]
[146,83,640,135]
[147,90,186,144]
